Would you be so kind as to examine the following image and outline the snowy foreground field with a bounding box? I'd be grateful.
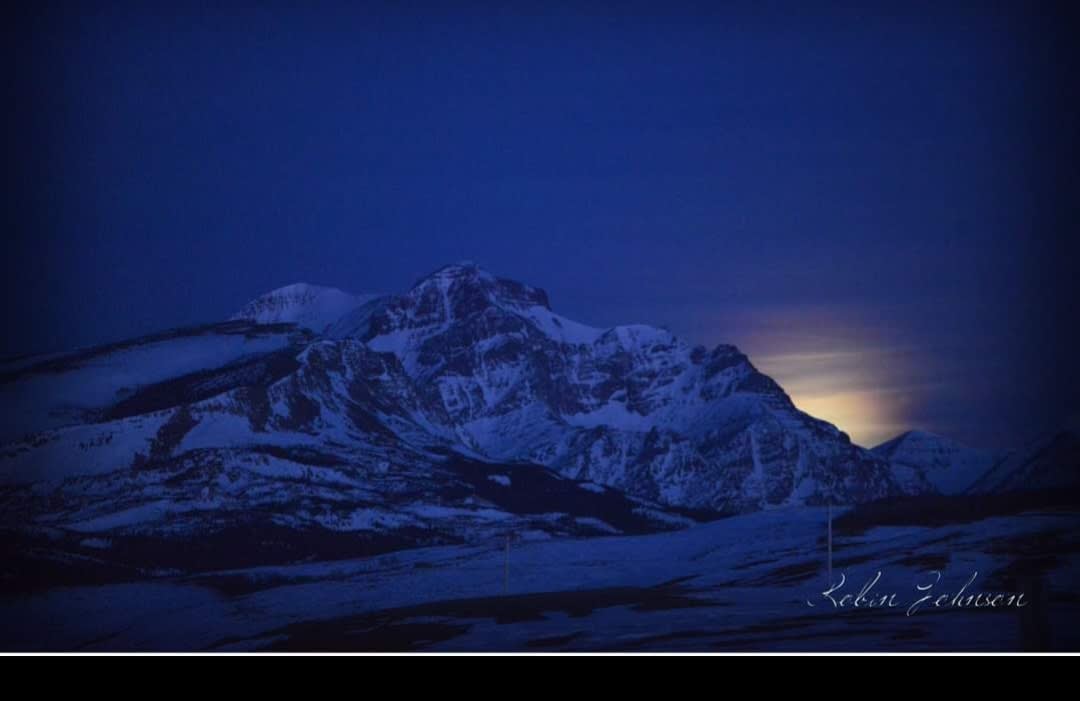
[3,506,1078,652]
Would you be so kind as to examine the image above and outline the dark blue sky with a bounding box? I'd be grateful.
[5,1,1078,448]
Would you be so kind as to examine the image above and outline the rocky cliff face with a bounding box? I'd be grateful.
[337,263,899,511]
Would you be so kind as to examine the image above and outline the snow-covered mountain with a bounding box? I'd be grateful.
[0,263,914,579]
[231,283,377,334]
[4,263,1077,649]
[330,262,899,510]
[870,427,1079,497]
[871,430,999,495]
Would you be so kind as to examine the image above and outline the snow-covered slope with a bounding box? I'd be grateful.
[0,319,705,557]
[969,429,1080,494]
[871,430,999,495]
[6,505,1079,651]
[0,322,306,444]
[230,283,378,333]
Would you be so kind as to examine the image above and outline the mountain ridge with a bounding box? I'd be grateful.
[3,262,1071,582]
[2,263,902,515]
[226,262,900,511]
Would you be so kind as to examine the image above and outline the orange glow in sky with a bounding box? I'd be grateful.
[749,347,922,448]
[691,305,927,448]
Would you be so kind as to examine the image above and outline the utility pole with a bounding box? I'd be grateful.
[824,478,837,588]
[504,533,511,595]
[827,501,833,586]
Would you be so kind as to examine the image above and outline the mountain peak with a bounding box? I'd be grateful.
[873,429,965,457]
[407,262,552,314]
[232,283,376,333]
[411,261,493,289]
[897,429,944,441]
[871,429,996,495]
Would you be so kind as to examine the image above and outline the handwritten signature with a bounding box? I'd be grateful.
[806,571,1028,616]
